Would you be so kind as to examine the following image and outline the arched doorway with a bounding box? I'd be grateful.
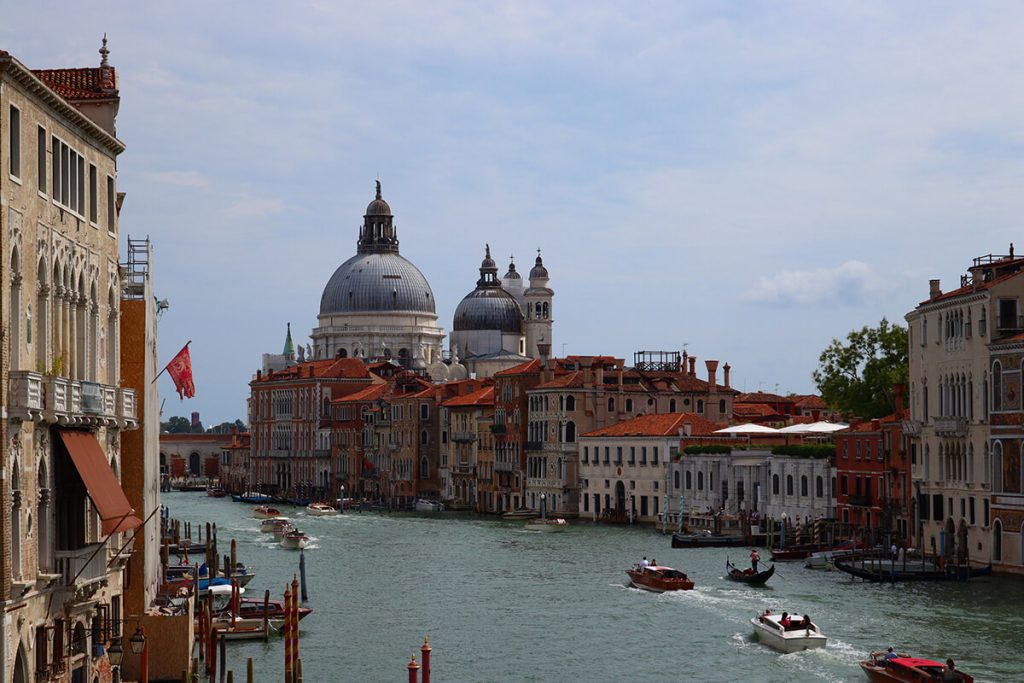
[993,520,1003,562]
[189,452,201,476]
[615,481,626,515]
[12,643,28,683]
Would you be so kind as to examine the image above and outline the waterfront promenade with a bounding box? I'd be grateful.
[166,492,1023,682]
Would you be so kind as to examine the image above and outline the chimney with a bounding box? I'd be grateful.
[256,370,262,381]
[929,279,942,300]
[679,422,692,437]
[705,360,719,388]
[537,342,551,369]
[893,382,905,415]
[688,356,696,377]
[723,363,731,389]
[871,418,881,431]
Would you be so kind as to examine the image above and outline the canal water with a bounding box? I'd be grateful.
[165,493,1023,682]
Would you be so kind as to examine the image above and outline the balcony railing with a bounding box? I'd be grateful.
[8,370,44,420]
[452,431,476,443]
[934,416,968,437]
[455,463,474,474]
[10,372,135,427]
[996,314,1024,332]
[55,544,108,587]
[495,461,514,473]
[846,495,873,507]
[118,388,137,426]
[902,419,922,436]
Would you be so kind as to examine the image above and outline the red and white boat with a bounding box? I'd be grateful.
[860,652,973,682]
[625,565,694,592]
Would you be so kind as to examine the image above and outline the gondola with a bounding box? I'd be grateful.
[725,559,775,586]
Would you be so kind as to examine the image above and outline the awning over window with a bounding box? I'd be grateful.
[58,430,142,535]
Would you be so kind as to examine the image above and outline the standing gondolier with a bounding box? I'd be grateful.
[750,548,761,572]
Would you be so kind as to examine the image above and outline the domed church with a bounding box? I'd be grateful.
[310,182,446,368]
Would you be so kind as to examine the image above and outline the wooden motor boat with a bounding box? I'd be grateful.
[671,532,748,548]
[414,499,445,512]
[725,560,775,586]
[253,505,281,519]
[280,530,309,550]
[259,517,292,533]
[228,597,313,623]
[859,652,973,682]
[502,508,537,521]
[524,517,567,532]
[306,502,338,516]
[770,543,829,561]
[625,565,694,592]
[750,612,826,653]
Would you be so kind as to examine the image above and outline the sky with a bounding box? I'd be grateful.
[5,2,1024,425]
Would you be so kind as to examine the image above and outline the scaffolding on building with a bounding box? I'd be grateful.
[633,350,681,373]
[122,236,151,300]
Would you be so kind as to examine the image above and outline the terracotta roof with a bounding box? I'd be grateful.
[536,371,584,389]
[159,433,235,443]
[793,394,827,409]
[582,412,724,438]
[443,386,495,408]
[333,384,388,404]
[733,403,780,418]
[33,67,117,101]
[920,263,1024,306]
[736,391,794,403]
[494,358,542,376]
[256,358,371,382]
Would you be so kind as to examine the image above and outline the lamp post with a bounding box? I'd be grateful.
[540,493,546,520]
[108,639,124,683]
[340,485,346,514]
[130,627,148,683]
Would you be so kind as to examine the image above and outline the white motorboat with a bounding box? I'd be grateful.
[805,547,861,570]
[414,499,444,513]
[524,517,568,533]
[253,505,281,519]
[280,530,309,550]
[259,517,291,533]
[750,612,827,653]
[306,503,338,516]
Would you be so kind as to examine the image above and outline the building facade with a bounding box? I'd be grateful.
[987,334,1024,572]
[2,46,142,683]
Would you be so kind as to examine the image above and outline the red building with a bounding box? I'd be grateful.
[834,389,911,539]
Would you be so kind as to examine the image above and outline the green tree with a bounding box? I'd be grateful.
[812,318,908,419]
[161,416,192,434]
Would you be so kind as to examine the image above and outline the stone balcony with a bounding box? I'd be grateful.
[934,416,968,437]
[55,543,110,602]
[452,431,477,443]
[495,460,514,473]
[8,371,137,428]
[902,419,922,436]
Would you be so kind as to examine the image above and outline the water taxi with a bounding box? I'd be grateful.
[259,517,292,533]
[524,517,567,532]
[306,502,338,516]
[281,530,309,550]
[414,499,445,512]
[750,612,827,653]
[859,652,973,682]
[625,565,694,592]
[253,505,281,519]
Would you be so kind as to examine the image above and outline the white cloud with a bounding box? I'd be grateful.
[144,170,210,190]
[744,260,881,307]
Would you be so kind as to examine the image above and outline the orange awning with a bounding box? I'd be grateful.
[59,430,142,535]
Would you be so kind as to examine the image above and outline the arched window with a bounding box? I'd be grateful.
[800,475,808,496]
[993,440,1004,493]
[338,347,348,358]
[697,471,704,490]
[673,471,680,489]
[696,399,704,414]
[9,246,21,371]
[993,519,1003,562]
[816,476,823,498]
[772,474,779,495]
[608,397,615,412]
[625,398,633,412]
[685,471,692,489]
[419,456,429,479]
[669,399,676,412]
[189,452,201,476]
[542,302,549,318]
[565,421,576,443]
[11,459,21,579]
[786,475,794,496]
[36,258,48,370]
[566,396,576,411]
[106,286,118,384]
[420,430,428,446]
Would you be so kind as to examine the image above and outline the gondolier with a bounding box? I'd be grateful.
[751,548,761,572]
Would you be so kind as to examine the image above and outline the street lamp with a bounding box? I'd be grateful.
[541,493,546,520]
[340,485,346,514]
[129,627,146,655]
[107,639,124,667]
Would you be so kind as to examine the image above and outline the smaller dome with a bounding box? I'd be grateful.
[453,289,523,333]
[530,253,548,280]
[503,260,521,280]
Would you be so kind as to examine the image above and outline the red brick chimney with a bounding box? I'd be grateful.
[893,383,905,415]
[929,279,942,300]
[688,356,696,377]
[705,360,719,387]
[723,363,731,389]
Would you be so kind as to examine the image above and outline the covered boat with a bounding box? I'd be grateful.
[253,505,281,519]
[859,652,973,682]
[625,565,694,592]
[524,517,567,532]
[725,560,775,586]
[750,612,827,653]
[502,508,536,520]
[306,502,338,516]
[259,517,292,533]
[281,530,309,550]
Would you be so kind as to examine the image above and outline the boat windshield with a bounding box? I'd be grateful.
[659,569,688,579]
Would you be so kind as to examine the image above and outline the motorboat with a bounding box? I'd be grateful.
[502,508,537,521]
[725,560,775,586]
[625,565,694,592]
[229,597,313,623]
[280,530,309,550]
[805,547,864,570]
[670,532,748,548]
[770,543,828,561]
[259,517,292,533]
[253,505,281,519]
[306,502,338,516]
[524,517,567,532]
[414,499,445,513]
[750,612,827,653]
[859,652,973,682]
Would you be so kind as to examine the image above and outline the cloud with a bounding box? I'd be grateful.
[744,260,882,307]
[223,196,288,220]
[143,170,210,190]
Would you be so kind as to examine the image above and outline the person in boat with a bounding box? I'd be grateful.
[759,609,772,623]
[941,659,963,682]
[639,556,650,571]
[780,612,791,628]
[650,558,657,568]
[199,562,208,578]
[801,614,812,629]
[750,548,761,572]
[883,646,898,661]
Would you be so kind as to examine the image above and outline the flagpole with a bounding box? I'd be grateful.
[152,340,192,383]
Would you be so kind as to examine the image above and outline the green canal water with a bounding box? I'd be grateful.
[165,492,1024,682]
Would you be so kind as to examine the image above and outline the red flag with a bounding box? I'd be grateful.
[166,344,195,399]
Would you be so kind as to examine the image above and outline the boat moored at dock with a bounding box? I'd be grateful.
[671,532,748,548]
[414,499,445,512]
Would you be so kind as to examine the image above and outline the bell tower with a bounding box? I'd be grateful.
[524,249,553,360]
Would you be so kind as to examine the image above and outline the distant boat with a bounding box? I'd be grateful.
[725,559,775,586]
[625,565,694,592]
[502,508,536,521]
[751,612,826,653]
[670,532,747,549]
[281,530,309,550]
[524,517,567,533]
[834,558,992,582]
[414,499,445,513]
[306,503,338,516]
[253,506,281,519]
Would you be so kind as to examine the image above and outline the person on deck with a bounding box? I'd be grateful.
[639,556,649,571]
[780,612,791,628]
[941,659,963,682]
[883,647,898,661]
[750,548,761,572]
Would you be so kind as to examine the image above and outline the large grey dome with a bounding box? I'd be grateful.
[453,288,523,333]
[320,252,436,315]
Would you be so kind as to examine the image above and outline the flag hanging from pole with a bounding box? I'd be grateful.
[166,343,195,399]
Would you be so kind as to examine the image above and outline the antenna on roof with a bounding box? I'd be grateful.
[99,34,110,67]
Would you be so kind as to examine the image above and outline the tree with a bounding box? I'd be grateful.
[812,318,908,419]
[161,416,192,434]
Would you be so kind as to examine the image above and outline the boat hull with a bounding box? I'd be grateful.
[306,505,338,516]
[281,535,308,550]
[625,569,694,592]
[525,518,567,532]
[750,618,827,653]
[414,500,444,512]
[726,562,775,586]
